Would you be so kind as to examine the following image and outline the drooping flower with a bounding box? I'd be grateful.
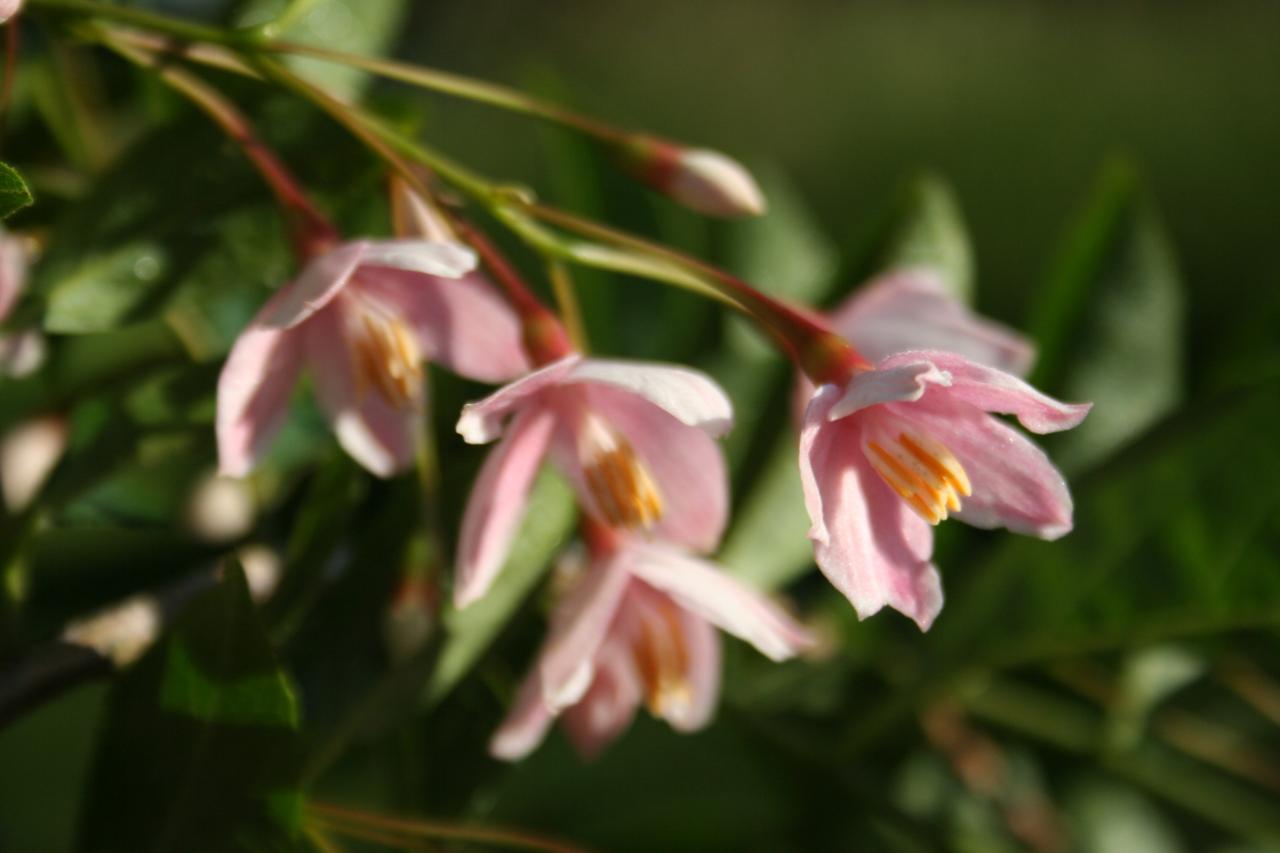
[490,530,812,761]
[799,349,1090,630]
[454,354,733,607]
[217,238,529,478]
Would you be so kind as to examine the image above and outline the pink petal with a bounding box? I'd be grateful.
[799,388,944,630]
[663,608,721,732]
[561,638,643,760]
[257,241,368,329]
[538,558,633,710]
[882,350,1091,434]
[456,356,581,444]
[830,268,1035,375]
[828,359,952,421]
[358,239,477,278]
[489,670,557,761]
[907,406,1075,539]
[453,406,556,608]
[573,384,730,552]
[564,358,734,437]
[626,542,814,661]
[0,233,29,323]
[303,305,419,477]
[356,269,529,384]
[216,290,304,478]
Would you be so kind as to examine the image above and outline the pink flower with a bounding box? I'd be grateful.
[489,534,812,761]
[453,355,734,607]
[0,0,22,24]
[799,349,1090,630]
[217,238,529,478]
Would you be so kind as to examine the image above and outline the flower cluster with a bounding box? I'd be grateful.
[212,169,1088,756]
[0,3,1088,759]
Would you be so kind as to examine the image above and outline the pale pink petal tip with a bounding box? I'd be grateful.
[489,673,555,762]
[627,543,815,661]
[455,356,581,445]
[566,358,734,436]
[360,239,477,279]
[672,149,767,218]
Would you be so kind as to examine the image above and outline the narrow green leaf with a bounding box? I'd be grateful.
[0,162,34,220]
[1031,161,1185,471]
[232,0,409,99]
[79,565,302,852]
[36,121,285,341]
[425,470,576,705]
[719,432,812,590]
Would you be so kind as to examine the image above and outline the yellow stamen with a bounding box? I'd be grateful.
[579,416,663,531]
[631,598,692,717]
[347,297,422,409]
[866,430,971,525]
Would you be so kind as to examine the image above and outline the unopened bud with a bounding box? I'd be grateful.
[1,415,67,512]
[617,135,766,218]
[186,471,256,542]
[389,176,456,242]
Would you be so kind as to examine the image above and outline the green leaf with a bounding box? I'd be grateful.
[232,0,409,99]
[78,565,303,852]
[719,432,813,590]
[36,121,287,349]
[844,172,974,302]
[425,470,576,705]
[933,383,1280,671]
[0,162,34,220]
[1030,161,1185,471]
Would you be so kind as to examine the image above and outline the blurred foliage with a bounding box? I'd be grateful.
[0,1,1278,852]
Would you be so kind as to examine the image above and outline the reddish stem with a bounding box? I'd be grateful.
[524,202,869,384]
[453,220,573,366]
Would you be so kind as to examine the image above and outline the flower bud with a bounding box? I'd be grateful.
[617,135,766,218]
[389,175,455,242]
[0,415,67,512]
